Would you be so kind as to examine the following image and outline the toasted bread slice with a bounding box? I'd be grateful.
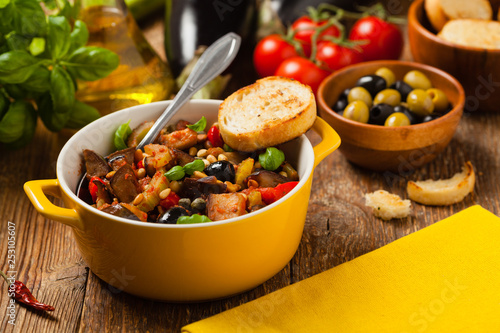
[218,76,316,152]
[425,0,448,32]
[439,0,492,20]
[364,190,412,220]
[407,161,475,206]
[438,19,500,49]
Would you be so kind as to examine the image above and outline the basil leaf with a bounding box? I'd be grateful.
[65,100,100,129]
[6,32,30,51]
[176,214,212,224]
[0,100,36,144]
[50,65,75,113]
[29,37,45,56]
[10,0,47,36]
[114,120,132,150]
[0,0,11,9]
[0,90,10,119]
[69,20,88,54]
[164,165,185,181]
[3,83,29,100]
[183,159,205,175]
[0,50,39,84]
[47,16,71,59]
[0,2,13,27]
[259,147,285,171]
[38,93,72,132]
[64,46,119,81]
[186,116,206,132]
[20,65,50,92]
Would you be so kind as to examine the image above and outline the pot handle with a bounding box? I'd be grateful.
[311,117,341,169]
[24,179,84,230]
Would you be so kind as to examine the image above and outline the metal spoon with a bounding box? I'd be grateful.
[138,32,241,149]
[76,32,241,200]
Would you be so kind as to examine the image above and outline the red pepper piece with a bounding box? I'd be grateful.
[1,270,54,311]
[257,181,299,205]
[137,160,144,169]
[88,176,106,203]
[159,192,180,210]
[207,125,223,148]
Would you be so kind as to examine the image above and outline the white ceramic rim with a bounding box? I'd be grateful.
[56,100,315,229]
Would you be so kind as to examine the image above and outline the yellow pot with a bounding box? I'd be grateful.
[24,100,340,301]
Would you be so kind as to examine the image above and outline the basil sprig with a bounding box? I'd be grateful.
[259,147,285,171]
[186,116,207,132]
[0,0,119,148]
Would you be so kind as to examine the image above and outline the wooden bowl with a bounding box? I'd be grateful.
[317,60,465,173]
[408,0,500,112]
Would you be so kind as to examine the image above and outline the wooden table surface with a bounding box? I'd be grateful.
[1,6,500,333]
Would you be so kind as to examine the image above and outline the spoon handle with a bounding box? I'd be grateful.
[137,32,241,151]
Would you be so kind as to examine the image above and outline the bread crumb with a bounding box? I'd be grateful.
[364,190,412,220]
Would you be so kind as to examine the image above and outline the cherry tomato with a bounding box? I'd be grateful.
[274,56,330,94]
[207,125,223,148]
[315,40,364,71]
[159,192,180,210]
[253,34,299,77]
[291,16,340,57]
[348,16,403,61]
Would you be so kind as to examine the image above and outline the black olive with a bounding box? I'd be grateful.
[356,75,386,97]
[421,114,440,123]
[369,104,394,125]
[204,160,235,182]
[394,105,421,125]
[333,98,347,112]
[157,206,190,224]
[340,88,350,99]
[390,80,413,101]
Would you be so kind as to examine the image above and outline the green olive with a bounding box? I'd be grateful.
[348,86,373,108]
[384,112,411,127]
[343,101,369,123]
[373,89,401,107]
[375,67,396,87]
[403,70,432,90]
[406,89,434,116]
[426,88,449,112]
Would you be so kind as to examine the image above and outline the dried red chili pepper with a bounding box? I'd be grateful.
[1,270,55,311]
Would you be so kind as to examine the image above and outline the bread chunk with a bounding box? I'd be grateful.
[438,19,500,49]
[407,161,475,206]
[218,76,316,152]
[425,0,448,32]
[364,190,412,220]
[439,0,492,21]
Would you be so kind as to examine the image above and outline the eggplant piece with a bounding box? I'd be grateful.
[107,147,136,170]
[157,206,190,224]
[83,149,111,178]
[101,203,141,221]
[110,164,140,203]
[245,170,289,188]
[173,148,195,167]
[206,192,247,221]
[180,176,227,200]
[92,178,112,208]
[164,0,256,77]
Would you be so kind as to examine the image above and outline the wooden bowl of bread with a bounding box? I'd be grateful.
[317,60,464,173]
[408,0,500,112]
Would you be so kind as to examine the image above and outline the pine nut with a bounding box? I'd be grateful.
[202,159,210,167]
[105,171,116,179]
[197,149,208,157]
[134,149,143,163]
[159,188,171,200]
[136,168,146,178]
[133,193,144,205]
[247,179,259,188]
[207,154,217,164]
[197,133,207,142]
[189,147,198,156]
[254,161,262,169]
[169,180,181,193]
[193,171,208,179]
[218,154,228,161]
[279,171,288,178]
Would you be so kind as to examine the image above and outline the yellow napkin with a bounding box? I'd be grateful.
[182,205,500,333]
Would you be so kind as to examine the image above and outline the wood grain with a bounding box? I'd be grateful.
[1,5,500,333]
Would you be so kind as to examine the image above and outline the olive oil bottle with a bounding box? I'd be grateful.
[76,0,174,115]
